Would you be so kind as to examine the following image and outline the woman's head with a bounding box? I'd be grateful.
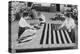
[64,13,72,18]
[22,12,28,17]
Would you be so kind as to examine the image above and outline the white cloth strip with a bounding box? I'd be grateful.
[43,23,48,44]
[61,30,67,44]
[57,30,62,44]
[49,23,51,44]
[21,36,33,42]
[65,30,72,43]
[53,30,57,44]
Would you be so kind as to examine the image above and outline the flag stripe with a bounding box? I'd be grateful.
[43,23,48,44]
[57,30,62,44]
[53,30,57,44]
[51,24,54,44]
[61,30,67,44]
[46,24,49,44]
[64,30,72,43]
[63,30,70,43]
[49,23,51,44]
[55,30,59,44]
[59,30,64,43]
[40,23,46,44]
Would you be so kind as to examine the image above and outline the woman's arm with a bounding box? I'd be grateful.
[58,20,66,29]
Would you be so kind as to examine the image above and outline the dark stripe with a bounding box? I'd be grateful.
[67,30,75,43]
[63,30,70,43]
[55,30,59,44]
[59,30,64,44]
[46,24,49,44]
[40,23,46,44]
[51,24,54,44]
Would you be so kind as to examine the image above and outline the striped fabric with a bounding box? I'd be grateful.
[40,23,75,44]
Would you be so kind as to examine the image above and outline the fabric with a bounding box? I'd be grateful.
[19,29,36,39]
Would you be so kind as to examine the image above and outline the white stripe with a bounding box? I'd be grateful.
[49,23,51,44]
[65,30,72,43]
[21,37,32,42]
[53,30,57,44]
[61,30,67,44]
[43,23,48,44]
[57,30,62,44]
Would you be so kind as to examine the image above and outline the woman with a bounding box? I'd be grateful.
[58,14,76,32]
[17,12,36,43]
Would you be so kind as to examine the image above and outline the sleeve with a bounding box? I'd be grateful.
[19,17,33,28]
[40,14,46,22]
[59,19,66,29]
